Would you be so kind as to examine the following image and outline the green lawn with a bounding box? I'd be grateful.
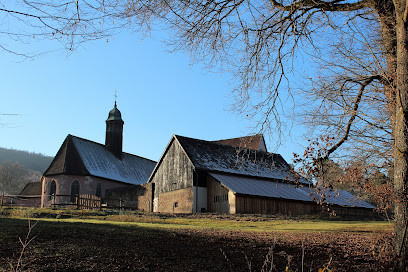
[77,215,394,233]
[1,206,394,233]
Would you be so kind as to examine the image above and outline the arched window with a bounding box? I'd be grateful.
[96,183,102,198]
[70,180,80,203]
[49,180,56,200]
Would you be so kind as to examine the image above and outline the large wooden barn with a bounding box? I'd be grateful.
[149,134,375,215]
[41,103,156,209]
[39,102,375,215]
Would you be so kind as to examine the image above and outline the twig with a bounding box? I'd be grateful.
[14,220,38,272]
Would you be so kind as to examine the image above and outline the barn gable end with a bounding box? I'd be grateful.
[149,135,196,213]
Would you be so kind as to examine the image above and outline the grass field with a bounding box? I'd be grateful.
[0,208,396,271]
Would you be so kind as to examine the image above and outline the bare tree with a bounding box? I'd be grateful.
[0,1,133,57]
[4,0,408,269]
[298,18,392,164]
[0,161,40,195]
[121,1,408,268]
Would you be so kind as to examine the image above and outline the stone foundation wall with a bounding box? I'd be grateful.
[158,187,193,213]
[105,183,153,211]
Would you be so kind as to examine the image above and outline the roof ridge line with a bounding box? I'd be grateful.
[174,134,279,156]
[69,134,156,162]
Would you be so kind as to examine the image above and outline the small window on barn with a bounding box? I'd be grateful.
[96,183,102,197]
[174,202,178,208]
[70,180,80,203]
[49,180,56,200]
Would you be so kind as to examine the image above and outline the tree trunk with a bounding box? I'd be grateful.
[394,3,408,270]
[376,0,396,130]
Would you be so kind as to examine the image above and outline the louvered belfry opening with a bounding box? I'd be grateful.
[105,102,124,159]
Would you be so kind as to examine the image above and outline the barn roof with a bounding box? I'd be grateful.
[209,173,375,209]
[212,134,267,152]
[44,135,156,185]
[174,135,309,185]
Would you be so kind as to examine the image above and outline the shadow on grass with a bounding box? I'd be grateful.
[0,218,395,272]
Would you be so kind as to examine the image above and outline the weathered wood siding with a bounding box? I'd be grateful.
[151,139,195,212]
[235,195,321,215]
[329,206,377,217]
[207,175,234,213]
[151,139,194,195]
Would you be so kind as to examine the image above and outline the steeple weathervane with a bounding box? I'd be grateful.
[114,89,118,106]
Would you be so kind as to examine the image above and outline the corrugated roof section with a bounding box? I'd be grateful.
[209,173,375,209]
[301,187,376,209]
[176,135,309,185]
[209,172,311,202]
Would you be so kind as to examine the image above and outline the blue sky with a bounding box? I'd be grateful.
[0,31,306,162]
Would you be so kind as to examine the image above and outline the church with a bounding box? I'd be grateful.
[41,102,156,208]
[41,103,375,216]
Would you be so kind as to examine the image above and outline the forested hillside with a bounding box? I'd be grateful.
[0,147,53,194]
[0,147,52,172]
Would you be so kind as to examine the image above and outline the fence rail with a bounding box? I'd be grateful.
[0,193,102,210]
[0,193,143,211]
[77,194,101,209]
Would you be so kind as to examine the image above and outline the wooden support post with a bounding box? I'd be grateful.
[1,192,4,208]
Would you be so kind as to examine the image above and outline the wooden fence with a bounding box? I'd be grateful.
[0,193,101,210]
[76,194,101,210]
[49,194,101,210]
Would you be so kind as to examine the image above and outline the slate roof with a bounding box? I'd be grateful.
[209,173,375,209]
[174,135,309,185]
[44,135,156,185]
[212,134,266,151]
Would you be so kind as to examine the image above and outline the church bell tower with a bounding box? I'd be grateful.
[105,101,124,159]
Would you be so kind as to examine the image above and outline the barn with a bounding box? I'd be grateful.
[149,134,375,215]
[41,103,156,208]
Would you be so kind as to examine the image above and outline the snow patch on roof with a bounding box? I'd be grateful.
[72,136,156,185]
[176,135,309,184]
